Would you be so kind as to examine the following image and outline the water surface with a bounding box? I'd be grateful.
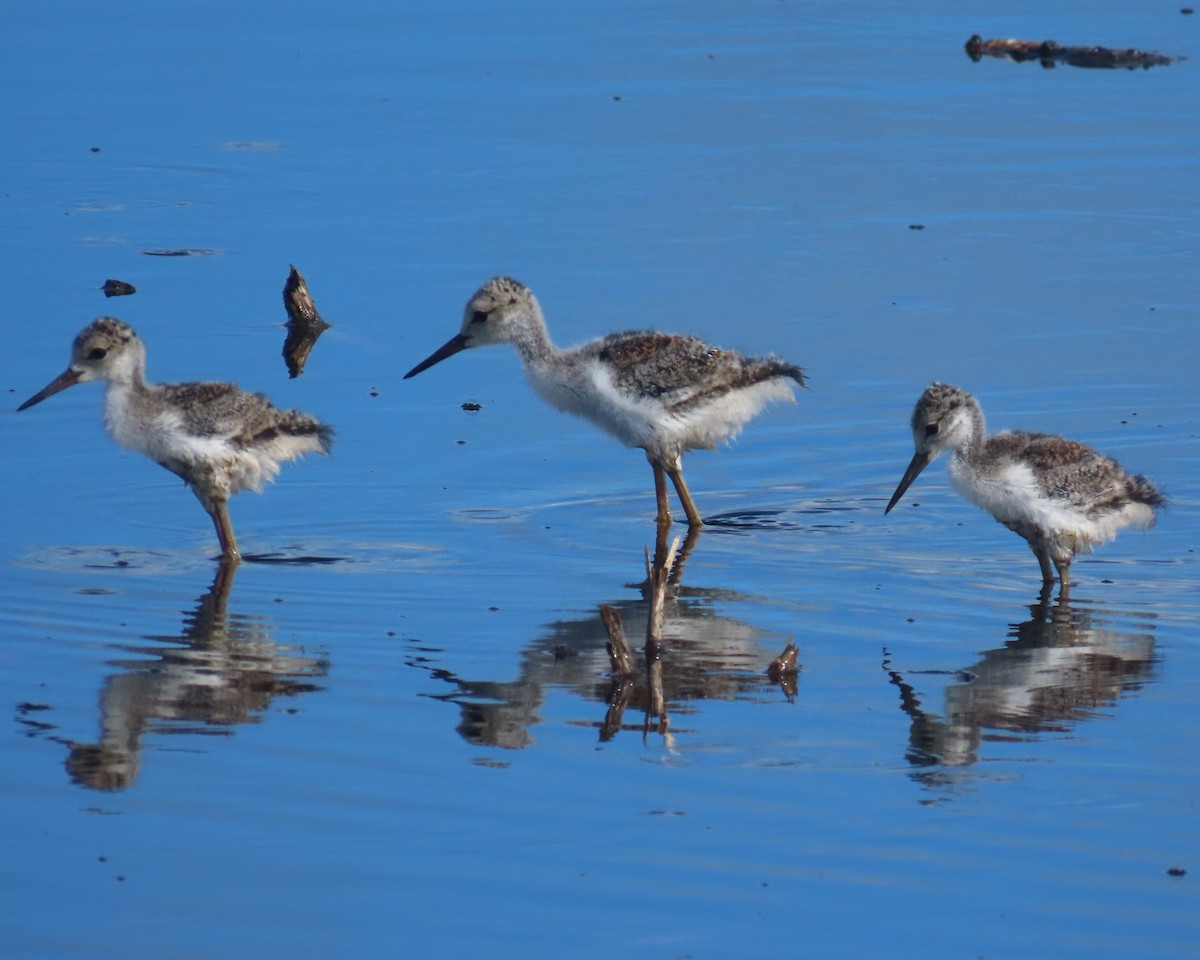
[3,2,1197,957]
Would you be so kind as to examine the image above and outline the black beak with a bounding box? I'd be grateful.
[885,451,932,514]
[18,367,83,411]
[403,334,470,379]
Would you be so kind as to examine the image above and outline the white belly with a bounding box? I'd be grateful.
[525,359,795,458]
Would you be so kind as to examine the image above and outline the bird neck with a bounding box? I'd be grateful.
[104,343,151,393]
[952,402,988,463]
[509,308,557,368]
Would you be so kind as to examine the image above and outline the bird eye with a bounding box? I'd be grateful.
[88,347,108,360]
[924,423,939,437]
[470,310,488,324]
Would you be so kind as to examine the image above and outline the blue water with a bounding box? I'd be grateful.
[3,2,1198,957]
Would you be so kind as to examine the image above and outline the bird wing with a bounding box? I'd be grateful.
[159,381,265,439]
[593,332,801,414]
[988,432,1126,511]
[157,381,332,455]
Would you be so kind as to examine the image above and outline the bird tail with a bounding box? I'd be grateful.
[1128,473,1164,511]
[767,359,807,389]
[316,423,336,454]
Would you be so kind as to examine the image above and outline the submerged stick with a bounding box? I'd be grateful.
[600,604,637,678]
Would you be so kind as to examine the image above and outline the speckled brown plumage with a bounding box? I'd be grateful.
[404,277,806,526]
[18,317,332,561]
[887,382,1163,597]
[594,332,804,412]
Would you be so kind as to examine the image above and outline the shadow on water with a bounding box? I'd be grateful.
[703,498,862,533]
[17,562,329,791]
[409,524,798,749]
[884,590,1158,793]
[242,553,346,565]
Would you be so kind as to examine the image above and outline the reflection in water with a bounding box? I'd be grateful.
[886,594,1157,784]
[61,563,328,791]
[414,526,797,748]
[280,264,332,378]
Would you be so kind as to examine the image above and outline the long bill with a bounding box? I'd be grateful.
[884,451,932,514]
[17,367,83,411]
[403,334,470,379]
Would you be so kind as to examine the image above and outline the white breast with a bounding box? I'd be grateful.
[525,359,661,450]
[525,357,796,458]
[950,457,1155,552]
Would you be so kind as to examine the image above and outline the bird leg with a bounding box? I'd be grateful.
[207,498,242,563]
[1053,557,1072,602]
[212,552,240,598]
[664,458,704,528]
[1029,542,1055,585]
[651,461,673,527]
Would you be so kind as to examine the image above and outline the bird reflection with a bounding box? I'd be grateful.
[885,593,1157,784]
[414,525,796,748]
[63,562,328,791]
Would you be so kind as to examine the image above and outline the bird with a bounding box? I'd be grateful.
[403,276,806,527]
[18,317,333,562]
[884,382,1163,597]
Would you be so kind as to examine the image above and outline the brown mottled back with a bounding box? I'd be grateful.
[987,431,1163,517]
[593,331,804,412]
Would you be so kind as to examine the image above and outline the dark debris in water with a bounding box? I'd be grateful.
[767,642,800,699]
[965,34,1179,69]
[15,702,56,736]
[101,278,136,298]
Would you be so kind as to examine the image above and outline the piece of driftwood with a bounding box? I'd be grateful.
[595,536,681,739]
[965,34,1177,70]
[600,604,637,678]
[281,264,331,377]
